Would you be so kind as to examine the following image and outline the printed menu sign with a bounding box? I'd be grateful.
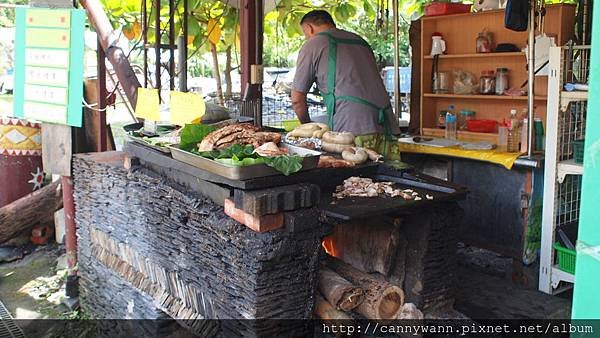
[13,8,85,127]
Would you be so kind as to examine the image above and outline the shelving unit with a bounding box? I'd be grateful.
[539,45,590,295]
[419,4,576,142]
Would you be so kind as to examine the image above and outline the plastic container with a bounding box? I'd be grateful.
[466,119,498,133]
[445,113,457,140]
[479,70,496,95]
[495,68,509,95]
[425,3,472,16]
[573,139,585,163]
[497,126,508,152]
[458,110,475,130]
[554,242,576,274]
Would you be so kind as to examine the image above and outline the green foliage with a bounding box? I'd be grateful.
[0,0,27,28]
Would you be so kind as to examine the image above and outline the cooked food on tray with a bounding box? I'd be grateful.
[318,156,355,168]
[287,122,330,138]
[253,142,289,157]
[332,177,429,201]
[198,123,282,151]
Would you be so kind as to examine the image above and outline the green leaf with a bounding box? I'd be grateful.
[363,0,375,18]
[179,124,216,151]
[264,155,303,176]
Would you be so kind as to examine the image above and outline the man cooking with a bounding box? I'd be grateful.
[291,10,401,159]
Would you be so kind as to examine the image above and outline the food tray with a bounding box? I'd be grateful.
[126,134,174,154]
[169,144,321,180]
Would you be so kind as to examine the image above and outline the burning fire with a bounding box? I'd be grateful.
[322,236,338,257]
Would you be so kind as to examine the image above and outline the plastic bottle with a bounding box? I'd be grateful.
[520,117,529,153]
[507,109,520,152]
[498,120,508,152]
[445,112,457,140]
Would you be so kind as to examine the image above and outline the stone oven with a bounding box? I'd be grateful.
[73,145,464,336]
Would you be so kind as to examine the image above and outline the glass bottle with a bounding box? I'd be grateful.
[495,68,509,95]
[479,70,496,95]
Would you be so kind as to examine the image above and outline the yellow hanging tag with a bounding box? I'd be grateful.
[134,88,160,121]
[169,91,206,126]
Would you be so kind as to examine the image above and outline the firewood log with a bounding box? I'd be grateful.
[326,257,405,320]
[0,180,63,244]
[319,267,365,311]
[314,293,352,321]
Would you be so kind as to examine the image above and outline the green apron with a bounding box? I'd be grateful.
[317,31,399,160]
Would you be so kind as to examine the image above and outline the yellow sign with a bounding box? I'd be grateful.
[135,88,160,121]
[169,91,205,126]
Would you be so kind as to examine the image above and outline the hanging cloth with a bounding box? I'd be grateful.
[317,31,393,140]
[505,0,530,32]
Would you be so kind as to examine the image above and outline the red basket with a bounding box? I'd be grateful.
[425,3,472,16]
[467,120,498,133]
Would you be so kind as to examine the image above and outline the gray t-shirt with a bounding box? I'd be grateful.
[292,28,400,136]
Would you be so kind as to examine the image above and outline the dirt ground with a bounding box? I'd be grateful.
[0,244,75,319]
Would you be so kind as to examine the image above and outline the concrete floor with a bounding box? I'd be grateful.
[454,245,572,319]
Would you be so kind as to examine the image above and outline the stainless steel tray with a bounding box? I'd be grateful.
[126,134,173,154]
[168,144,321,180]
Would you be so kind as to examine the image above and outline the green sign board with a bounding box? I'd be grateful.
[13,8,85,127]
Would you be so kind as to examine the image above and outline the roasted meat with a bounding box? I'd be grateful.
[253,142,288,157]
[197,123,259,151]
[197,123,282,151]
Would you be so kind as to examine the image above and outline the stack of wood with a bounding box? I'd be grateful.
[315,257,415,322]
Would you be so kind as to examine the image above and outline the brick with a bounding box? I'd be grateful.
[233,183,320,216]
[224,199,284,233]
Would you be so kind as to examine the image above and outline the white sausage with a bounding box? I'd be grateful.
[322,131,355,145]
[341,147,369,164]
[321,141,353,153]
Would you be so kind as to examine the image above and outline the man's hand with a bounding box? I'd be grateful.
[291,90,311,123]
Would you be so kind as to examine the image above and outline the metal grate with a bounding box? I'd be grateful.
[562,45,591,85]
[558,101,587,161]
[0,300,25,338]
[222,95,327,129]
[555,174,583,227]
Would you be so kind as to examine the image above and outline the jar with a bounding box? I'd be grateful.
[476,31,493,53]
[495,68,509,95]
[459,110,475,130]
[438,111,447,129]
[479,70,496,95]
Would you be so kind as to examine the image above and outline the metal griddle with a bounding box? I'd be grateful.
[319,168,468,221]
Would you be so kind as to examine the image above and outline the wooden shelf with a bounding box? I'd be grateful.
[424,93,547,101]
[424,52,525,59]
[422,127,498,143]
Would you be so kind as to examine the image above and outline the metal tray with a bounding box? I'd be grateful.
[126,134,174,154]
[168,144,322,180]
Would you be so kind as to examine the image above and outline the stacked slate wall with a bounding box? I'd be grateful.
[73,152,324,336]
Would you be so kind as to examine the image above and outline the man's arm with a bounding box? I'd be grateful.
[291,90,311,123]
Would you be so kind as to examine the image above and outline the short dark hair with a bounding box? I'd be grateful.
[300,10,335,26]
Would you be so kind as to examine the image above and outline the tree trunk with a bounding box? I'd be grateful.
[210,42,224,106]
[0,181,63,244]
[326,257,405,320]
[319,267,364,312]
[224,45,233,99]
